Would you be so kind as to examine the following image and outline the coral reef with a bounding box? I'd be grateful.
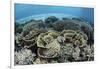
[15,16,94,65]
[21,20,46,37]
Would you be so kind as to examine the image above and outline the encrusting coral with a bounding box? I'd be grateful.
[15,16,94,65]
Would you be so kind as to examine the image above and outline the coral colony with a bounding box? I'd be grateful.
[15,16,94,65]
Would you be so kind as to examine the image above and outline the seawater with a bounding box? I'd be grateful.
[15,3,94,24]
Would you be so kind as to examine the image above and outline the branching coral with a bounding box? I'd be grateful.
[14,48,36,65]
[58,43,74,62]
[82,45,94,61]
[72,46,80,60]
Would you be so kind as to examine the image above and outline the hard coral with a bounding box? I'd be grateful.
[61,30,88,47]
[14,48,36,65]
[52,20,81,31]
[22,20,46,36]
[37,39,61,58]
[37,31,60,58]
[15,16,94,64]
[45,16,59,24]
[33,58,48,64]
[37,31,59,48]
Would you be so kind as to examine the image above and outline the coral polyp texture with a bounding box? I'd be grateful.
[15,16,94,65]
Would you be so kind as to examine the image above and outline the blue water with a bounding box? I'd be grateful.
[15,3,94,23]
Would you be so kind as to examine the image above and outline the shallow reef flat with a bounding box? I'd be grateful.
[15,16,94,65]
